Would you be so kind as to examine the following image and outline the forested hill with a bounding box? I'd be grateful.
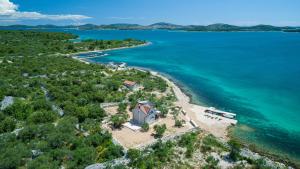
[1,23,300,32]
[0,31,153,168]
[0,30,145,57]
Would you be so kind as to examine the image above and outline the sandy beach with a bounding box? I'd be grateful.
[153,71,237,140]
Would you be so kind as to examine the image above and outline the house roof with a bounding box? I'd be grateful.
[135,101,154,115]
[124,80,136,87]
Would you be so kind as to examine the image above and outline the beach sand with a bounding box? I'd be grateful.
[154,72,237,140]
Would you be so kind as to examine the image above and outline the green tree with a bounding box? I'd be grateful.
[87,104,106,119]
[28,111,58,124]
[117,102,127,114]
[110,114,128,129]
[28,155,60,169]
[0,117,16,133]
[72,147,96,168]
[0,143,30,169]
[153,124,167,138]
[3,99,32,120]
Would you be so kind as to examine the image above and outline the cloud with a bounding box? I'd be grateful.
[0,0,91,21]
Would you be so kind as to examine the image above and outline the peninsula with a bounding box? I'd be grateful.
[0,30,296,169]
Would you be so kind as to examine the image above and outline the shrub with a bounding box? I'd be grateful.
[0,117,16,133]
[28,111,58,124]
[153,124,167,138]
[141,123,149,132]
[202,155,220,169]
[175,119,183,128]
[110,114,128,129]
[228,139,242,162]
[117,102,127,113]
[202,134,227,151]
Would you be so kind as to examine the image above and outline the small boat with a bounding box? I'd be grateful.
[204,107,236,119]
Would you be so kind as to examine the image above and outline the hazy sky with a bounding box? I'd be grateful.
[1,0,300,26]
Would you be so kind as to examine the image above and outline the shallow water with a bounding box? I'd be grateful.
[72,30,300,161]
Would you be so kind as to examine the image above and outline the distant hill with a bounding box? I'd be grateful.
[148,22,184,29]
[1,23,299,32]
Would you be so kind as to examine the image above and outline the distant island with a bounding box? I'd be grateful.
[1,22,300,32]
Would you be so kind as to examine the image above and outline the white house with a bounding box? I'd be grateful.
[132,101,159,125]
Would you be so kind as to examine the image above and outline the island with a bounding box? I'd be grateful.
[0,30,296,169]
[1,22,300,32]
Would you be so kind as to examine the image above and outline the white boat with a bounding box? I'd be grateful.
[205,107,236,119]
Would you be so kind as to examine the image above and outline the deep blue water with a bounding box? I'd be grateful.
[67,29,300,162]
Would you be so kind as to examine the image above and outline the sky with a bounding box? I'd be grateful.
[0,0,300,26]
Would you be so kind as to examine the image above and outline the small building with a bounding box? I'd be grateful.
[123,80,138,91]
[132,101,159,125]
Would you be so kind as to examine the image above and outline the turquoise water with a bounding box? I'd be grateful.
[72,30,300,161]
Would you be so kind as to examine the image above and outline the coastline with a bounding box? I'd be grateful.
[147,69,237,140]
[69,45,300,168]
[70,44,237,140]
[72,41,151,55]
[70,41,151,65]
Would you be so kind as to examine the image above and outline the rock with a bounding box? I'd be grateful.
[0,96,14,110]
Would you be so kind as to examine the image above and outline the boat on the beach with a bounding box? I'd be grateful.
[204,107,236,119]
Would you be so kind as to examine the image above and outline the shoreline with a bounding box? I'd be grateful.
[70,47,237,140]
[148,69,237,140]
[72,41,152,55]
[70,42,151,65]
[68,46,300,168]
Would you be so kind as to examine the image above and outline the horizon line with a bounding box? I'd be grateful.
[1,22,300,27]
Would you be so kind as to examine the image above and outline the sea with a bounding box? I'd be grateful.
[34,29,300,163]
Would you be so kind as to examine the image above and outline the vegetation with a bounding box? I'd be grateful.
[141,123,149,132]
[127,140,174,168]
[0,30,151,168]
[179,132,199,157]
[153,124,167,138]
[228,139,242,162]
[0,30,294,169]
[202,156,220,169]
[174,119,184,128]
[0,30,145,58]
[110,114,128,129]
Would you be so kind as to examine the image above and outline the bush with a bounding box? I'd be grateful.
[228,139,242,162]
[202,134,227,151]
[3,99,32,120]
[110,114,128,129]
[202,155,220,169]
[27,155,60,169]
[158,106,168,118]
[87,104,106,119]
[0,117,16,133]
[28,111,58,124]
[174,119,183,128]
[117,103,127,113]
[153,124,166,138]
[179,132,198,157]
[141,123,149,132]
